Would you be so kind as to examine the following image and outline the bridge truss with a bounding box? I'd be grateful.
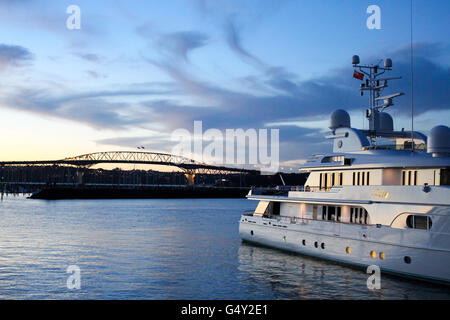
[0,151,259,176]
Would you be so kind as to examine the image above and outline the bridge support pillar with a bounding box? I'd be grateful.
[184,170,196,186]
[76,168,85,185]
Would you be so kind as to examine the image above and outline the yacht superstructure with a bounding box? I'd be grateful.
[239,56,450,284]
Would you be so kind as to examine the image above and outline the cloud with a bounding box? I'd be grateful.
[74,53,102,63]
[158,31,209,62]
[137,25,210,64]
[136,40,449,162]
[1,34,448,164]
[95,134,176,152]
[86,70,102,79]
[0,44,33,68]
[224,16,265,69]
[0,84,178,130]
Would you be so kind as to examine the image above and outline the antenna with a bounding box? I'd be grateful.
[410,0,415,152]
[352,55,403,144]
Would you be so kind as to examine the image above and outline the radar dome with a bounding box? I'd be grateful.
[329,109,351,130]
[379,112,393,132]
[428,125,450,157]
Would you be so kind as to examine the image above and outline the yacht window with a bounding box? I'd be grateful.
[332,173,335,186]
[319,173,323,190]
[367,172,370,185]
[328,206,336,221]
[441,168,450,186]
[339,173,343,186]
[361,172,365,185]
[322,206,327,220]
[408,171,411,185]
[350,207,354,223]
[406,215,432,230]
[357,172,360,185]
[414,171,417,186]
[336,207,341,222]
[272,202,280,216]
[352,172,355,185]
[402,171,406,185]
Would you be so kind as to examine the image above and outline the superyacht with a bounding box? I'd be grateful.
[239,56,450,284]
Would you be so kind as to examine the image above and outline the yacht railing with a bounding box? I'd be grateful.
[290,185,341,192]
[273,214,372,226]
[243,211,372,226]
[365,143,427,151]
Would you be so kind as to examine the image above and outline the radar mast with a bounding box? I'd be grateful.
[352,56,404,145]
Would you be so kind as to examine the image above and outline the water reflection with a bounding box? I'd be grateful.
[237,242,450,299]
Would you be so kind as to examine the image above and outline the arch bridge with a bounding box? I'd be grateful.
[0,151,259,184]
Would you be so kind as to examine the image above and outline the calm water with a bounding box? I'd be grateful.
[0,195,448,299]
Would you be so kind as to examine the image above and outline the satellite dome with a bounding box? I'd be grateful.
[428,125,450,157]
[379,112,393,132]
[329,109,351,130]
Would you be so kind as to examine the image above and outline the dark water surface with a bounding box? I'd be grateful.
[0,196,448,299]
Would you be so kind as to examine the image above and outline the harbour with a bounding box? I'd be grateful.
[0,195,448,300]
[0,0,449,304]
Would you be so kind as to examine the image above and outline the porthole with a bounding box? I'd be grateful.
[370,251,376,259]
[302,239,306,246]
[346,247,351,254]
[250,230,254,236]
[314,241,318,248]
[379,252,386,260]
[404,256,411,264]
[321,243,325,249]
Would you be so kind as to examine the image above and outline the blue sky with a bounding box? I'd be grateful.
[0,0,448,166]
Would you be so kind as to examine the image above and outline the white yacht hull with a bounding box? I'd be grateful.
[239,210,450,284]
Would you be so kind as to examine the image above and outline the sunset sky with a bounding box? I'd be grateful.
[0,0,448,168]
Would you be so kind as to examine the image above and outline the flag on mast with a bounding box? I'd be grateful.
[353,70,364,80]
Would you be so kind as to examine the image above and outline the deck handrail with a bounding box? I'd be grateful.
[244,211,373,226]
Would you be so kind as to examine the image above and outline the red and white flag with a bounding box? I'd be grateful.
[353,70,364,80]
